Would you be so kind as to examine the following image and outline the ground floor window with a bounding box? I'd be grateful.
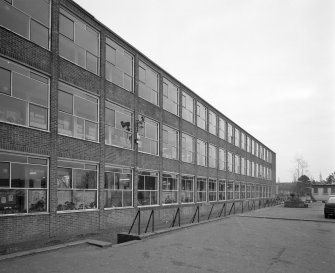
[208,179,217,202]
[138,170,158,206]
[218,180,226,201]
[57,160,98,211]
[234,182,240,199]
[181,175,194,203]
[0,152,48,214]
[105,166,132,208]
[227,181,234,200]
[197,177,207,202]
[246,184,251,199]
[162,172,178,205]
[240,183,246,199]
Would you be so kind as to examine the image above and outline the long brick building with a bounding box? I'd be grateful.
[0,0,276,247]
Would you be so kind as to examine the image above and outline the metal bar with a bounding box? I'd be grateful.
[170,207,180,228]
[228,202,235,215]
[178,207,180,226]
[242,201,244,213]
[208,204,215,220]
[218,203,226,217]
[191,206,199,223]
[138,210,141,235]
[128,210,140,234]
[145,210,154,233]
[253,200,255,210]
[197,206,200,223]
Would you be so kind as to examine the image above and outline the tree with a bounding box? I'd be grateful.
[325,172,335,184]
[292,156,308,182]
[295,175,311,196]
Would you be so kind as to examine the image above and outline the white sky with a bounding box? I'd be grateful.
[74,0,335,182]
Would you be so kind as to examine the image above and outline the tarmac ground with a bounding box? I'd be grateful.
[0,202,334,273]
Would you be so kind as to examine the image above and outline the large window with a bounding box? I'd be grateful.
[251,139,255,155]
[247,136,251,153]
[218,180,226,201]
[105,38,133,91]
[163,78,179,116]
[241,132,245,150]
[208,110,217,135]
[196,101,207,130]
[227,152,233,172]
[246,184,251,199]
[208,144,217,168]
[0,57,49,130]
[219,117,226,140]
[209,179,217,202]
[234,182,240,199]
[138,61,159,105]
[241,157,245,175]
[219,149,226,171]
[57,160,97,211]
[182,92,194,123]
[0,0,50,49]
[197,177,207,203]
[228,123,233,143]
[58,82,98,142]
[59,8,100,74]
[105,102,133,149]
[234,155,240,174]
[104,166,132,208]
[162,125,179,160]
[138,170,158,206]
[181,175,194,203]
[234,128,240,147]
[162,172,178,205]
[252,162,255,177]
[197,139,207,167]
[0,152,48,214]
[227,181,234,200]
[182,133,195,163]
[247,159,250,176]
[137,115,159,155]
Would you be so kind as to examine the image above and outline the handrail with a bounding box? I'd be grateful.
[228,202,235,215]
[217,202,226,217]
[207,204,215,220]
[191,205,200,223]
[170,207,181,228]
[144,210,154,233]
[128,210,140,235]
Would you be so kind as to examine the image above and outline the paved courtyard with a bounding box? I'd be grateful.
[0,202,334,273]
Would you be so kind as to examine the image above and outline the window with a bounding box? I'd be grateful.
[162,173,178,205]
[246,159,250,176]
[241,157,245,175]
[197,139,207,167]
[227,181,234,200]
[228,123,233,143]
[252,162,255,177]
[255,163,259,178]
[138,61,159,105]
[58,82,98,142]
[0,0,50,49]
[0,152,48,214]
[331,187,335,194]
[219,118,226,140]
[219,149,226,171]
[196,101,207,130]
[234,155,240,174]
[255,142,259,157]
[251,139,255,155]
[138,170,158,206]
[247,136,251,153]
[181,175,194,203]
[313,188,318,194]
[182,133,195,163]
[57,160,97,211]
[104,166,132,208]
[0,57,49,130]
[105,38,133,91]
[162,125,179,160]
[208,144,217,168]
[234,128,240,147]
[227,152,233,172]
[197,177,207,203]
[59,8,100,74]
[323,187,328,195]
[240,183,246,199]
[209,179,217,202]
[246,184,251,199]
[163,78,179,116]
[208,110,217,135]
[137,115,159,155]
[241,132,245,150]
[234,182,240,199]
[105,102,133,149]
[182,92,194,123]
[218,180,226,201]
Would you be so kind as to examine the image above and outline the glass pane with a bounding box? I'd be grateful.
[0,189,26,214]
[86,52,98,75]
[58,111,73,136]
[12,72,49,107]
[11,163,26,187]
[0,1,29,38]
[104,172,115,189]
[138,176,144,190]
[146,122,157,139]
[74,96,97,121]
[29,104,47,130]
[58,90,73,114]
[30,19,48,49]
[117,51,132,76]
[73,169,97,189]
[28,190,47,212]
[14,0,50,26]
[26,165,47,188]
[145,176,157,190]
[74,117,84,139]
[59,35,85,68]
[0,67,11,95]
[123,191,132,207]
[0,94,27,126]
[105,190,122,208]
[106,45,116,65]
[75,24,98,56]
[0,162,10,187]
[59,14,74,40]
[124,73,132,91]
[111,65,123,87]
[85,120,98,141]
[73,190,97,209]
[57,168,72,188]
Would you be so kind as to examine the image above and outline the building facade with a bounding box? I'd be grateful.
[0,0,276,246]
[311,184,335,202]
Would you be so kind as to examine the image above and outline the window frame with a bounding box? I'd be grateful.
[196,177,207,203]
[219,117,226,140]
[138,60,159,106]
[162,124,179,160]
[208,178,217,202]
[196,101,207,130]
[137,169,159,207]
[197,138,207,167]
[181,133,195,164]
[162,172,179,205]
[218,180,226,201]
[182,91,194,124]
[208,144,217,169]
[137,115,159,156]
[163,77,179,116]
[208,110,217,135]
[181,175,194,203]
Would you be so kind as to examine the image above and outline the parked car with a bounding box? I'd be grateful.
[324,195,335,218]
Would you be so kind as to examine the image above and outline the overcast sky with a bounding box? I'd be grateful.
[75,0,335,182]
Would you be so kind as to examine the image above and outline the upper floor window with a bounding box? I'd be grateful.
[163,78,179,116]
[105,101,133,149]
[196,101,207,130]
[219,117,226,140]
[252,161,255,177]
[255,142,259,157]
[251,139,255,155]
[182,92,194,123]
[181,175,194,203]
[162,172,178,205]
[196,177,207,203]
[182,133,195,163]
[0,0,50,49]
[0,152,48,214]
[162,125,179,160]
[247,159,251,176]
[209,178,217,202]
[59,8,100,74]
[219,148,226,171]
[241,132,245,150]
[208,110,217,135]
[138,170,158,206]
[138,61,159,105]
[104,166,132,208]
[241,157,245,175]
[0,57,49,131]
[208,144,217,168]
[58,82,98,142]
[234,155,240,174]
[247,136,251,153]
[227,152,233,172]
[197,139,207,167]
[137,115,159,155]
[234,128,240,147]
[105,38,133,92]
[228,123,233,143]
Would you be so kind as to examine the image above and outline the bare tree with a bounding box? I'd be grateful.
[293,156,308,180]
